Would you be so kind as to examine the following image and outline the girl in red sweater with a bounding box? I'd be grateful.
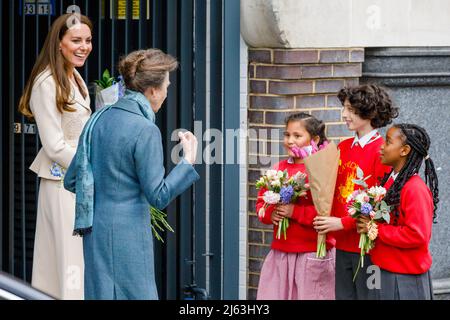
[256,113,336,300]
[357,124,439,300]
[313,84,398,299]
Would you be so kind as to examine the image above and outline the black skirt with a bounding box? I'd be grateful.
[369,268,434,300]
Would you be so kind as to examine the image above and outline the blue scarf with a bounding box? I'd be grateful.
[73,90,155,236]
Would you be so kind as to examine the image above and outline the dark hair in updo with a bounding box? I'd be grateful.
[337,84,399,128]
[118,48,178,93]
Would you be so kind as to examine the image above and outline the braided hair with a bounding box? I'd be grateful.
[381,124,439,223]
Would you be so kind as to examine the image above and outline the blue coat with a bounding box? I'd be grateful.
[64,95,200,300]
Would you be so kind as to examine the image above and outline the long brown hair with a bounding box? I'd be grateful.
[18,13,93,119]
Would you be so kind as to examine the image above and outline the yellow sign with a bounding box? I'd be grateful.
[115,0,150,20]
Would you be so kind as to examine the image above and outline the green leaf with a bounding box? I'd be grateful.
[352,179,368,188]
[356,166,364,179]
[149,206,174,242]
[382,212,391,224]
[102,69,111,80]
[374,211,383,220]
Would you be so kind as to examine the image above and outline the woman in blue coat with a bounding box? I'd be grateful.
[64,49,199,300]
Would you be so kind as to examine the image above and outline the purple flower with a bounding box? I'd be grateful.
[280,185,294,204]
[116,75,126,98]
[361,203,373,216]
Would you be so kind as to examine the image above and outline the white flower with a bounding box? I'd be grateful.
[270,180,281,187]
[346,194,355,203]
[355,192,368,204]
[263,191,281,204]
[258,207,266,218]
[368,186,386,197]
[265,170,278,181]
[277,171,284,179]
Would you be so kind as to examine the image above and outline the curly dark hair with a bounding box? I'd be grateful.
[381,124,439,223]
[337,84,399,128]
[285,112,327,146]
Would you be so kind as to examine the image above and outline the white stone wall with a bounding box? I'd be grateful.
[239,35,249,300]
[241,0,450,48]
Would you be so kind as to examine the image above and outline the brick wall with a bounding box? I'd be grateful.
[246,48,364,300]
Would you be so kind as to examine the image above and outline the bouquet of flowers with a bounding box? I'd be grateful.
[93,69,126,110]
[292,141,340,259]
[256,169,309,240]
[346,166,392,280]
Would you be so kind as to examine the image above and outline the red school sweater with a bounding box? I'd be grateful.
[256,160,336,253]
[371,175,434,274]
[331,136,391,253]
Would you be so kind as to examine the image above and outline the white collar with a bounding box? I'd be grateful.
[389,171,399,181]
[351,129,380,148]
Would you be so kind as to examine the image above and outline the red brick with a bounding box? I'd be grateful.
[247,127,284,142]
[248,259,264,272]
[249,230,263,243]
[296,95,326,108]
[249,80,267,94]
[248,65,255,78]
[248,185,258,198]
[311,109,341,122]
[300,65,333,79]
[248,140,261,155]
[327,124,351,137]
[273,50,319,64]
[319,50,350,63]
[333,63,362,77]
[248,288,257,300]
[315,79,345,93]
[248,273,260,287]
[249,245,271,259]
[249,215,270,229]
[264,231,274,244]
[350,49,365,62]
[345,78,360,87]
[248,154,284,167]
[248,49,272,63]
[248,169,263,183]
[266,141,286,157]
[248,111,264,124]
[327,95,343,107]
[265,111,295,125]
[269,81,313,95]
[256,65,302,79]
[250,96,294,109]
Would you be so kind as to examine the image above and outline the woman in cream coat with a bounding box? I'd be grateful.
[18,13,93,300]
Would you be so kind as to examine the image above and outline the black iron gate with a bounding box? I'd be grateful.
[0,0,241,299]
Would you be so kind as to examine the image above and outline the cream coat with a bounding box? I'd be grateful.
[30,67,91,300]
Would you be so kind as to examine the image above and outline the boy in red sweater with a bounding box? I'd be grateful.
[256,113,336,300]
[357,124,438,299]
[313,84,398,300]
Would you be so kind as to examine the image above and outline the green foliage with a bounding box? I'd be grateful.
[94,69,115,89]
[150,206,174,243]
